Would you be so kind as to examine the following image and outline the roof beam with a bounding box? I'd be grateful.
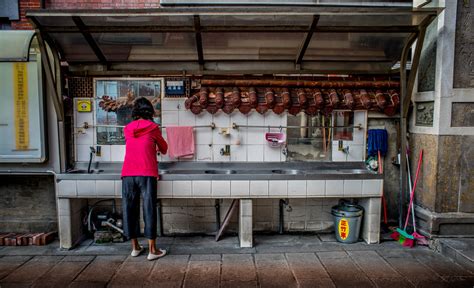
[26,7,442,16]
[296,15,320,65]
[194,15,204,67]
[37,25,419,34]
[30,16,67,61]
[72,16,107,64]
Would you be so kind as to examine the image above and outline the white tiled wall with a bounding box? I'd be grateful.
[57,179,383,199]
[74,99,365,164]
[159,98,287,162]
[74,98,94,162]
[332,110,367,162]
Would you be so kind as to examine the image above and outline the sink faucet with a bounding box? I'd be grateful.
[88,146,96,174]
[342,146,349,154]
[220,145,231,156]
[338,141,349,154]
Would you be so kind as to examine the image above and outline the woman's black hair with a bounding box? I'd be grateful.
[131,97,155,120]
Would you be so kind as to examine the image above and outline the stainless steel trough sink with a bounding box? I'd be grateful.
[271,169,304,175]
[204,169,237,174]
[161,169,238,175]
[66,169,104,174]
[336,169,372,174]
[160,170,206,174]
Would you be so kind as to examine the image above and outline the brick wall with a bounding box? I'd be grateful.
[0,176,58,233]
[11,0,41,30]
[45,0,161,9]
[68,77,94,98]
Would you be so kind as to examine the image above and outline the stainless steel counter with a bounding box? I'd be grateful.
[58,162,382,181]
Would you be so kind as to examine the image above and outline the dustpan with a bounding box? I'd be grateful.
[265,132,286,148]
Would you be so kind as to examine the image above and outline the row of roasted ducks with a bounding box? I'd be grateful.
[185,87,400,116]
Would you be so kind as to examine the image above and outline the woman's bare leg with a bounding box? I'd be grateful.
[131,238,141,250]
[148,239,164,255]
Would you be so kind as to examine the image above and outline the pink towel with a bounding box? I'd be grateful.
[166,126,195,159]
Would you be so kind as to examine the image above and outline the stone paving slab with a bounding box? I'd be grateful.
[285,252,330,280]
[411,249,472,277]
[347,250,399,278]
[0,236,472,287]
[108,256,155,287]
[183,260,221,288]
[317,251,375,287]
[371,277,414,288]
[220,280,259,288]
[221,254,257,283]
[144,254,189,288]
[0,256,32,280]
[0,255,64,285]
[68,281,107,288]
[296,278,336,288]
[382,256,445,286]
[254,254,298,288]
[31,260,91,288]
[74,255,126,283]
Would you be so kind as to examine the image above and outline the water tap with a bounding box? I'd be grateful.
[342,146,350,154]
[88,146,101,173]
[338,140,350,154]
[88,146,96,174]
[220,145,231,156]
[282,146,288,157]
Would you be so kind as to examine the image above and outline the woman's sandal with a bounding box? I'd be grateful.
[131,246,144,257]
[147,248,167,261]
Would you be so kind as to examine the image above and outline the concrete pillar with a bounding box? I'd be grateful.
[57,198,73,249]
[410,0,474,236]
[57,198,87,249]
[239,199,253,248]
[359,197,381,244]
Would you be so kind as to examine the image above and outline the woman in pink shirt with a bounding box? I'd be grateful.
[122,97,168,261]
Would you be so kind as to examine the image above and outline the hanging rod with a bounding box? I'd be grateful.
[232,122,362,130]
[79,122,216,130]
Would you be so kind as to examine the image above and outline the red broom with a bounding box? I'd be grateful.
[391,149,423,247]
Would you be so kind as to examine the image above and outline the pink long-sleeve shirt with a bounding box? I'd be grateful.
[121,119,168,178]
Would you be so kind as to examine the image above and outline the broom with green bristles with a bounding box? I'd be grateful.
[391,149,423,247]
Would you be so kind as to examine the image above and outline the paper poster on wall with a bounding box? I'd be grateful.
[13,63,29,151]
[0,61,45,162]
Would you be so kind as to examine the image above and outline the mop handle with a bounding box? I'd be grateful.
[404,150,423,229]
[406,153,416,233]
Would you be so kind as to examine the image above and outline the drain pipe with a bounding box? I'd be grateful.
[215,199,221,230]
[157,199,163,237]
[279,199,286,234]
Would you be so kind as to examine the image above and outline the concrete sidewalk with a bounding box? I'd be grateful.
[0,234,472,287]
